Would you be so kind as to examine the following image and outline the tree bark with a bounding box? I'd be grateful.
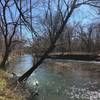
[18,0,77,82]
[18,44,55,82]
[0,49,9,70]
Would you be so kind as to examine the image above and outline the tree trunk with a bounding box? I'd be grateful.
[68,39,71,52]
[18,0,77,82]
[0,50,9,70]
[18,44,55,82]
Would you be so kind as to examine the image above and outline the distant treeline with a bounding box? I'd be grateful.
[27,23,100,54]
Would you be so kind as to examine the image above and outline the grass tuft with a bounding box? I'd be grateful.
[0,70,28,100]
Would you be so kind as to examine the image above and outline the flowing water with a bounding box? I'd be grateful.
[8,55,100,100]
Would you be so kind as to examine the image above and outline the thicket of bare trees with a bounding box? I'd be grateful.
[0,0,100,82]
[0,0,20,69]
[0,0,27,69]
[17,0,100,82]
[53,22,100,53]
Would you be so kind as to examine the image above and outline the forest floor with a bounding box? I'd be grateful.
[0,70,30,100]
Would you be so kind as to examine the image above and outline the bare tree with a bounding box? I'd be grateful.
[77,24,95,52]
[17,0,100,82]
[64,25,74,52]
[93,23,100,52]
[0,0,28,69]
[0,0,20,69]
[8,0,100,82]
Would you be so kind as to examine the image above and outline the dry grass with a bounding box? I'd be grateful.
[49,52,98,56]
[0,70,28,100]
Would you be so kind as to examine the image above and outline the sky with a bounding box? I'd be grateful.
[23,4,99,39]
[0,0,99,39]
[69,5,98,25]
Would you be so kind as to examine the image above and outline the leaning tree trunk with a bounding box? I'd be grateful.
[18,0,77,83]
[18,15,74,82]
[18,44,55,82]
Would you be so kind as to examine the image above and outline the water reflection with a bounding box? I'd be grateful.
[8,55,33,75]
[8,55,100,100]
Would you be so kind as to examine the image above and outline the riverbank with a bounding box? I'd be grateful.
[0,70,30,100]
[45,59,100,73]
[4,54,100,100]
[0,51,25,63]
[49,52,100,61]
